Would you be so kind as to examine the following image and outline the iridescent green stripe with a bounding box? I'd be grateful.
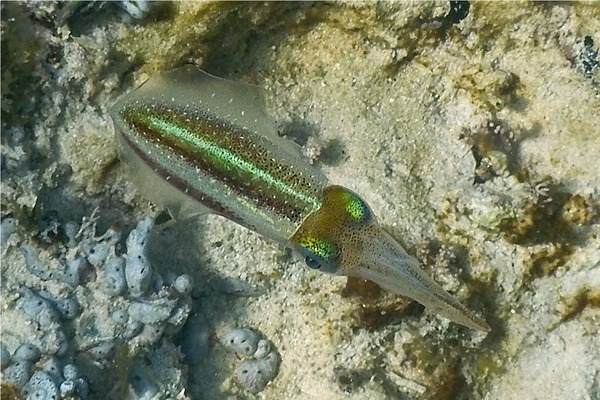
[144,114,319,207]
[121,104,324,227]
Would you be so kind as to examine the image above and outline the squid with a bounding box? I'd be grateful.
[110,65,490,332]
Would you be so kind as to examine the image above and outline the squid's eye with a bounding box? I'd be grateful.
[294,237,339,274]
[304,256,321,270]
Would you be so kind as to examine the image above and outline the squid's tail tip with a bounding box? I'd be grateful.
[472,318,491,333]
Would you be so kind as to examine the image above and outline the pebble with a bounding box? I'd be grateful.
[101,256,127,296]
[137,323,165,345]
[88,342,115,360]
[63,364,79,380]
[111,309,130,325]
[124,320,143,339]
[42,356,62,382]
[62,363,78,380]
[19,288,60,325]
[174,274,193,294]
[21,245,58,281]
[118,0,152,20]
[63,257,87,286]
[83,241,111,268]
[1,217,17,245]
[125,217,153,297]
[22,370,60,400]
[221,328,260,357]
[128,299,175,325]
[2,360,34,389]
[62,221,79,247]
[166,298,191,329]
[38,291,79,320]
[125,252,151,297]
[14,344,41,363]
[59,379,76,397]
[254,339,271,359]
[236,351,280,394]
[1,342,11,369]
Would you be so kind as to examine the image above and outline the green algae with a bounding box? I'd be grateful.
[462,119,522,183]
[424,362,468,400]
[340,277,421,331]
[497,182,599,287]
[0,382,22,400]
[400,336,473,400]
[108,341,134,398]
[499,184,575,246]
[1,3,47,126]
[558,286,600,326]
[333,366,366,394]
[114,2,336,77]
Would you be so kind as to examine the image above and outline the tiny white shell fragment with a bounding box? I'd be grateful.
[253,339,271,359]
[62,363,78,380]
[60,379,77,397]
[173,274,193,294]
[125,217,154,297]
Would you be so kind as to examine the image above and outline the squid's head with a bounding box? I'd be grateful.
[290,185,490,332]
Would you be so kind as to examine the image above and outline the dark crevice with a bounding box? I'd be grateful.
[445,1,471,25]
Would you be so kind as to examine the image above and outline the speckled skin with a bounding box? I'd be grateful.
[292,186,490,331]
[111,65,327,245]
[111,65,489,332]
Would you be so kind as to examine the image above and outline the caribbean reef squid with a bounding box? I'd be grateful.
[110,65,490,332]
